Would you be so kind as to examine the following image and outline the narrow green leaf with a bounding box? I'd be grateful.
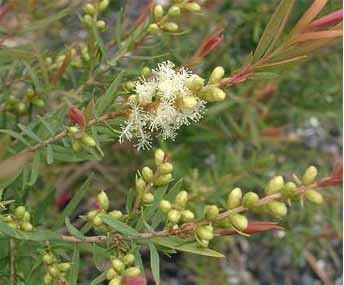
[46,144,54,165]
[0,129,30,146]
[28,151,41,186]
[18,124,42,143]
[68,244,80,285]
[65,217,85,240]
[90,272,106,285]
[102,215,138,236]
[149,243,160,285]
[95,72,124,116]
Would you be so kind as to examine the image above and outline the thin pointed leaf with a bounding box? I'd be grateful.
[149,243,160,285]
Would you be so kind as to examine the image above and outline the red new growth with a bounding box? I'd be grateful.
[196,29,224,59]
[68,106,86,128]
[122,276,147,285]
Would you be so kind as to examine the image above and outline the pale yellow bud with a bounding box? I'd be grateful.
[109,210,123,220]
[159,200,172,213]
[123,253,135,266]
[227,187,242,209]
[302,166,318,185]
[98,0,109,12]
[267,201,287,218]
[174,191,188,208]
[141,66,151,77]
[44,273,53,284]
[184,2,201,12]
[229,214,248,230]
[242,192,259,209]
[167,209,181,223]
[14,206,26,219]
[93,214,103,226]
[112,258,125,273]
[282,182,297,199]
[305,189,323,205]
[96,20,106,31]
[158,162,173,174]
[181,209,194,222]
[265,176,284,195]
[136,178,146,192]
[83,14,93,27]
[68,126,79,134]
[109,277,122,285]
[58,262,71,272]
[199,86,226,102]
[81,135,96,147]
[154,174,172,186]
[48,266,60,278]
[87,209,98,221]
[72,141,81,152]
[106,268,118,280]
[168,6,181,17]
[196,225,213,240]
[178,96,198,111]
[154,5,164,21]
[148,23,160,34]
[142,192,154,204]
[208,66,225,84]
[97,190,109,211]
[204,205,219,220]
[124,266,141,277]
[155,149,165,165]
[163,22,178,32]
[187,75,205,92]
[83,3,96,15]
[142,166,154,182]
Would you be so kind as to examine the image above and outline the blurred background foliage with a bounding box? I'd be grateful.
[0,0,342,284]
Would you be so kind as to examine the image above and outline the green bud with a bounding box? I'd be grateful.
[242,192,259,209]
[159,200,172,213]
[16,102,26,114]
[93,214,103,226]
[302,166,318,185]
[154,173,172,186]
[83,3,96,15]
[168,5,181,17]
[184,2,201,12]
[158,162,173,174]
[68,126,79,134]
[106,268,118,280]
[45,57,53,65]
[97,190,109,211]
[174,191,188,208]
[26,88,35,99]
[267,201,287,218]
[109,210,123,220]
[58,262,71,272]
[265,176,284,195]
[96,20,106,31]
[141,66,151,77]
[124,266,141,277]
[21,222,33,232]
[154,5,164,21]
[124,81,135,91]
[187,75,205,92]
[136,178,146,191]
[196,225,214,241]
[227,187,242,209]
[72,141,82,152]
[208,66,225,84]
[32,98,45,108]
[281,182,297,199]
[142,192,154,204]
[42,253,55,265]
[112,258,125,273]
[142,166,154,182]
[167,209,181,224]
[81,135,96,147]
[148,23,160,34]
[87,210,98,221]
[229,214,248,230]
[163,22,178,32]
[7,95,18,104]
[181,209,194,222]
[43,273,53,284]
[48,265,60,278]
[305,189,323,205]
[109,277,122,285]
[83,14,93,27]
[155,149,165,165]
[14,206,26,219]
[122,253,135,266]
[199,86,226,102]
[204,205,219,220]
[23,211,31,222]
[98,0,109,12]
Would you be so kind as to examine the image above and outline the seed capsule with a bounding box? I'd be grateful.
[196,225,214,241]
[158,162,173,174]
[159,200,172,213]
[242,192,259,209]
[227,188,242,209]
[112,258,125,273]
[142,166,154,182]
[97,190,109,211]
[167,209,181,224]
[154,174,172,186]
[208,66,225,84]
[204,205,219,220]
[267,201,287,218]
[122,253,135,266]
[302,166,318,185]
[124,266,141,277]
[229,214,248,230]
[174,191,188,208]
[304,190,323,205]
[181,210,195,222]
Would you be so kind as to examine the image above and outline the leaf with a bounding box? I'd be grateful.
[56,175,93,227]
[65,217,85,240]
[46,144,54,165]
[84,98,95,123]
[102,215,138,236]
[0,152,33,182]
[51,49,72,85]
[28,151,41,186]
[68,244,80,285]
[254,55,308,71]
[95,72,124,116]
[0,129,30,146]
[149,243,160,285]
[152,237,224,258]
[253,0,295,62]
[18,123,43,143]
[90,272,106,285]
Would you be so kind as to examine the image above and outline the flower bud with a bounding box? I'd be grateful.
[45,57,53,65]
[242,192,259,209]
[184,2,201,12]
[141,66,151,77]
[58,262,71,272]
[81,135,96,147]
[174,191,188,208]
[265,176,284,195]
[72,141,82,152]
[98,0,109,12]
[229,214,248,230]
[168,5,181,17]
[33,98,45,108]
[155,149,165,165]
[198,239,209,248]
[83,14,93,27]
[44,273,53,284]
[112,258,125,273]
[187,75,205,92]
[48,265,60,278]
[281,181,297,199]
[97,190,109,211]
[109,210,123,220]
[154,174,172,186]
[96,20,106,31]
[178,96,198,112]
[302,166,318,185]
[159,200,172,213]
[142,192,154,204]
[181,209,194,222]
[204,205,219,220]
[42,253,55,265]
[68,126,79,134]
[14,206,26,219]
[208,66,225,84]
[106,268,118,280]
[227,187,242,209]
[124,266,141,277]
[123,253,135,266]
[163,22,178,32]
[26,88,35,99]
[158,162,173,174]
[142,167,154,182]
[167,209,181,224]
[199,86,226,102]
[16,102,26,114]
[136,178,146,191]
[83,3,96,15]
[93,214,103,226]
[148,23,160,34]
[23,211,31,222]
[154,5,164,21]
[87,209,98,221]
[21,222,33,231]
[305,190,323,205]
[109,277,122,285]
[267,201,287,218]
[196,225,213,240]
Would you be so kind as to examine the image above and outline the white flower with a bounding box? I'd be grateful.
[120,61,206,150]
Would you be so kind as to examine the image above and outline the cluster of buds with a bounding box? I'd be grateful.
[159,190,194,227]
[83,0,109,31]
[2,95,27,115]
[0,206,33,232]
[148,1,201,34]
[42,252,71,284]
[135,149,174,207]
[187,66,227,102]
[67,126,97,152]
[105,253,141,285]
[195,224,214,247]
